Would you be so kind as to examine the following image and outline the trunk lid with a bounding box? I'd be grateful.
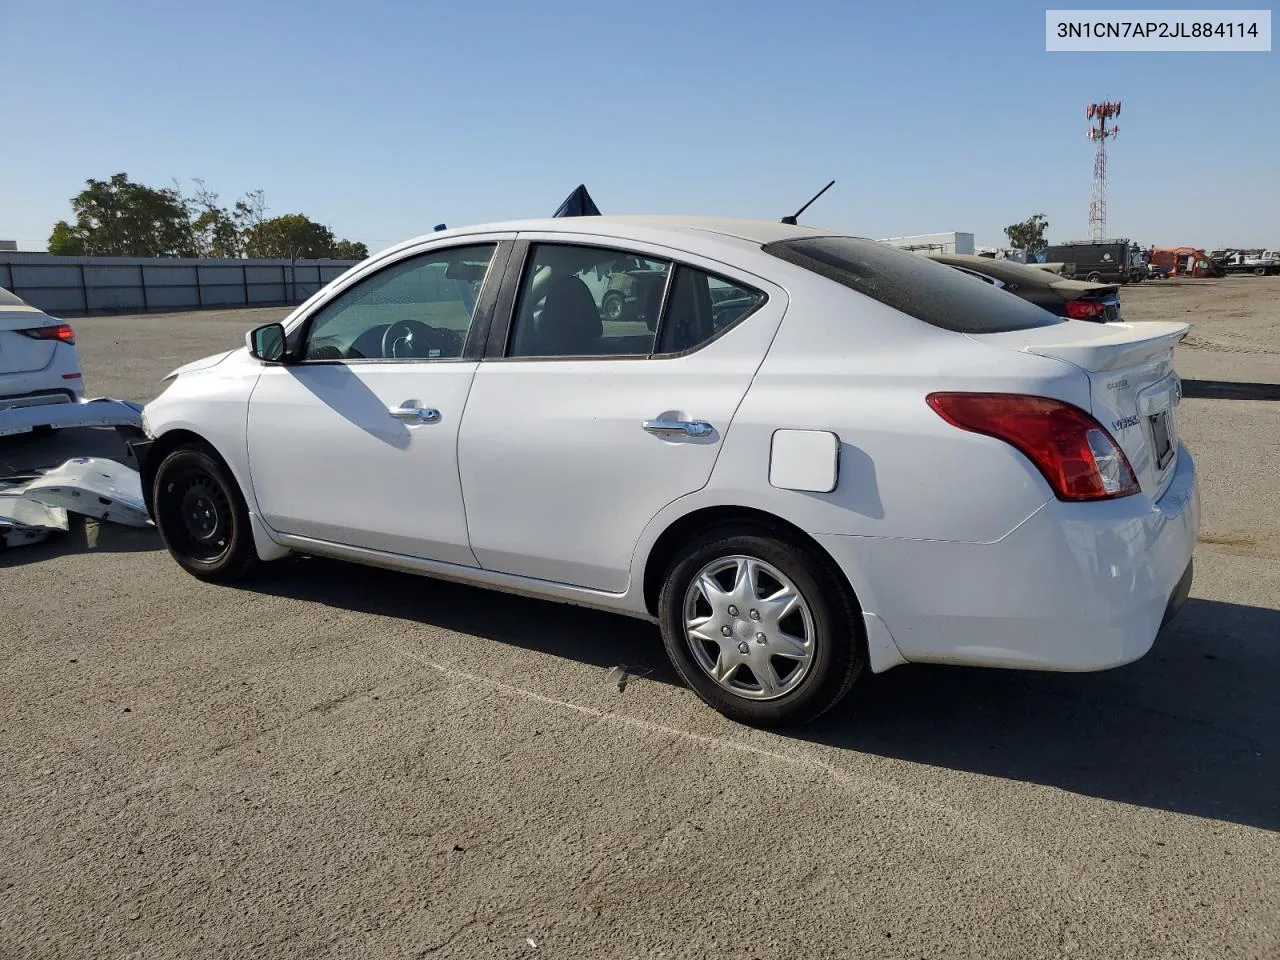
[0,307,61,375]
[1049,279,1122,322]
[969,320,1189,497]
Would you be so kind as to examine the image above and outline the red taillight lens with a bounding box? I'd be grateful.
[19,323,76,344]
[1065,299,1105,320]
[926,392,1140,501]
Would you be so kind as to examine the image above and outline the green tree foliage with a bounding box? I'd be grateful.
[47,220,87,256]
[330,239,369,260]
[49,173,195,256]
[245,214,336,258]
[1003,214,1050,254]
[46,173,366,260]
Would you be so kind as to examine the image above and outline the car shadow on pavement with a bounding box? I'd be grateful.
[798,597,1280,832]
[1181,379,1280,401]
[244,555,680,684]
[245,558,1277,830]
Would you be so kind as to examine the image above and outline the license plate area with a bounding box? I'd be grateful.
[1149,410,1174,470]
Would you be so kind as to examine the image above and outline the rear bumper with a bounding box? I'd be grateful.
[817,442,1200,672]
[1,345,85,405]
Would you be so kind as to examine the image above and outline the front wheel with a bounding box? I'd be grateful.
[658,526,865,727]
[153,444,261,582]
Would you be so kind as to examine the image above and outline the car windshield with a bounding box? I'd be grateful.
[764,236,1065,333]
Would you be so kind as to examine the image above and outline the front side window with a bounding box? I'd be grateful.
[302,243,496,361]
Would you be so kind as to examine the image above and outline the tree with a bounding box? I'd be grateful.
[47,220,87,256]
[50,173,196,257]
[330,239,369,260]
[1003,214,1050,254]
[244,214,336,259]
[46,174,365,260]
[186,179,243,258]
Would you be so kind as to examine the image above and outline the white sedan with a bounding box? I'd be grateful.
[0,287,85,425]
[133,217,1200,727]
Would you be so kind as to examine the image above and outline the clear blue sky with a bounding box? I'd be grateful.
[3,0,1276,252]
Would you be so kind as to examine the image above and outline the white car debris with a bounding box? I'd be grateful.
[1,286,145,437]
[0,397,145,438]
[0,457,150,549]
[0,485,69,547]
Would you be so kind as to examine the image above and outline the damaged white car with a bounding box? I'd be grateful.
[133,217,1200,727]
[0,287,143,437]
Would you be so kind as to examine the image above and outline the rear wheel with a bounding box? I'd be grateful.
[1086,271,1102,282]
[658,525,864,727]
[601,291,625,321]
[1255,266,1267,277]
[153,444,260,582]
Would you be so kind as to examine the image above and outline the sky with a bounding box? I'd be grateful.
[2,0,1276,252]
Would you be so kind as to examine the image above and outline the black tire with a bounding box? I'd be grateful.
[1086,271,1102,282]
[1254,266,1267,277]
[657,523,865,727]
[601,291,625,321]
[152,444,261,583]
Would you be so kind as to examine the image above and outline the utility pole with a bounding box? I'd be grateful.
[1086,101,1121,242]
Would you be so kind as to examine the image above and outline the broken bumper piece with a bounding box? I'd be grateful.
[0,398,144,438]
[0,457,151,547]
[20,457,151,527]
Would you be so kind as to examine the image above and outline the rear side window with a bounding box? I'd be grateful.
[762,236,1063,333]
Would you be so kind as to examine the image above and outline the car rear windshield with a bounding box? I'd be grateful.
[762,236,1065,334]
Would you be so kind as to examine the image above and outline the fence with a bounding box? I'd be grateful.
[0,253,361,316]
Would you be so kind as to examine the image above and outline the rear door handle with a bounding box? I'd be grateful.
[642,418,714,439]
[389,404,441,424]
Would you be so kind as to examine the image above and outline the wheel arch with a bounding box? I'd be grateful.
[141,428,216,515]
[144,427,289,563]
[641,505,857,618]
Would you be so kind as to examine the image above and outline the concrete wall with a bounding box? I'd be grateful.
[0,253,361,316]
[878,232,976,255]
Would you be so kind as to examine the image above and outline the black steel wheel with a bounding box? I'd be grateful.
[153,444,260,582]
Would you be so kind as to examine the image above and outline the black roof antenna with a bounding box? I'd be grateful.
[780,180,835,225]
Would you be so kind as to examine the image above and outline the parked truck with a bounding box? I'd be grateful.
[1041,240,1147,284]
[1215,249,1280,276]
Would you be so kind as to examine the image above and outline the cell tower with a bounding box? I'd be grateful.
[1086,100,1120,242]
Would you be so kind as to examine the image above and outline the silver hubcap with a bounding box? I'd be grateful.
[683,556,816,701]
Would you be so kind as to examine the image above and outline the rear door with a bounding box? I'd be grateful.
[456,236,785,593]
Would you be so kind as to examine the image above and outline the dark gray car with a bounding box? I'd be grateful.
[928,254,1123,323]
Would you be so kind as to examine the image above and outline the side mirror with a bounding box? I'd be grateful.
[246,322,287,363]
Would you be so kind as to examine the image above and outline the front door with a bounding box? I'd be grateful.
[457,238,786,593]
[246,239,507,565]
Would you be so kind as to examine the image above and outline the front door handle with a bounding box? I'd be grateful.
[389,404,441,424]
[642,418,714,439]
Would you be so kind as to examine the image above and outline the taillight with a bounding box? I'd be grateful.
[926,393,1140,501]
[19,323,76,344]
[1065,299,1105,320]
